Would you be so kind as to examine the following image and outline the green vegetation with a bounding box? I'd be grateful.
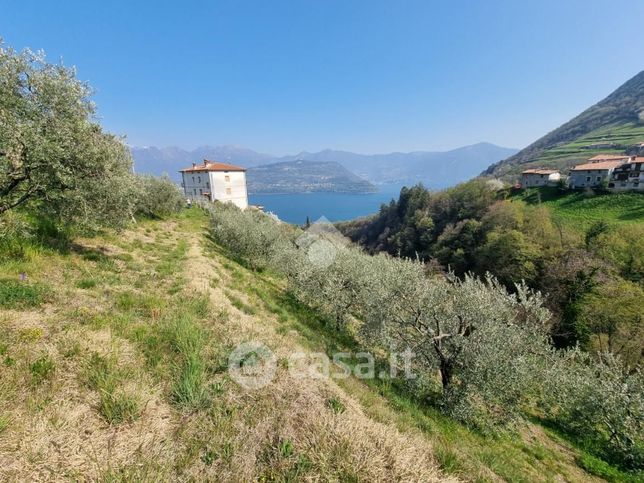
[340,181,644,369]
[0,279,50,309]
[511,187,644,228]
[210,201,643,474]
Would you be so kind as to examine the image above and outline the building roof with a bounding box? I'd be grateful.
[522,169,559,175]
[570,160,625,171]
[587,154,633,162]
[179,160,246,173]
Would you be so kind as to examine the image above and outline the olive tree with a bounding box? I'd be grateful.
[543,350,643,469]
[135,174,185,218]
[0,45,136,229]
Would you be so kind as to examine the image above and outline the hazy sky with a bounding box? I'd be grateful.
[3,0,644,154]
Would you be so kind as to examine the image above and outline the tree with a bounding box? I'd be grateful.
[0,45,136,229]
[135,174,185,218]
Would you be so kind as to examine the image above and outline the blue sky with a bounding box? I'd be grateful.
[3,0,643,154]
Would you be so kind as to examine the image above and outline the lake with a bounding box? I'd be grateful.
[249,184,405,224]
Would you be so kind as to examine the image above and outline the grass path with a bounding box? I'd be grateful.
[0,209,607,481]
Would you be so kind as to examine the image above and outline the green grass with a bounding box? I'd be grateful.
[510,187,644,229]
[85,352,142,424]
[30,355,56,385]
[0,278,50,309]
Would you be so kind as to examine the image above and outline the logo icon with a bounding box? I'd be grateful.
[228,341,277,389]
[295,216,349,268]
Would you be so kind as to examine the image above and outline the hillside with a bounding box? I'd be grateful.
[484,70,644,179]
[508,187,644,229]
[246,159,377,194]
[0,209,614,481]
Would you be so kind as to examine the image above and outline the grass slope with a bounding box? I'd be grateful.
[0,208,634,481]
[509,187,644,229]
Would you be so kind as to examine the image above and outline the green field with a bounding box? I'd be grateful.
[510,187,644,229]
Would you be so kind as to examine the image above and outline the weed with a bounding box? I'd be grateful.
[30,355,55,385]
[279,439,294,458]
[327,397,346,414]
[76,278,98,289]
[0,415,9,434]
[85,352,141,424]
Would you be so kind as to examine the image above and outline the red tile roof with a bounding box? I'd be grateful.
[587,154,633,162]
[179,160,246,172]
[570,161,624,171]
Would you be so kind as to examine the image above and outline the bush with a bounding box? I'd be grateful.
[135,174,185,219]
[543,350,643,470]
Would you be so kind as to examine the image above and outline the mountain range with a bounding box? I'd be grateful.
[131,142,518,193]
[484,70,644,178]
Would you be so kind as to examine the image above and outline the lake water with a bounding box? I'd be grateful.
[249,184,404,224]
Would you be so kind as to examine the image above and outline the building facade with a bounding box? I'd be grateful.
[520,169,561,187]
[568,159,626,189]
[609,157,644,191]
[180,160,248,209]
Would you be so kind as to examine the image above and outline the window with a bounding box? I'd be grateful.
[192,176,195,183]
[206,182,210,188]
[199,189,203,195]
[596,176,601,182]
[198,176,201,183]
[225,175,230,182]
[586,176,591,182]
[226,188,232,195]
[193,189,196,195]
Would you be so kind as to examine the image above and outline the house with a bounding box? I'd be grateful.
[608,157,644,191]
[179,160,248,209]
[568,155,634,189]
[520,169,561,187]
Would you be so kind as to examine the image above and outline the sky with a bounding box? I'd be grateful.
[2,0,644,155]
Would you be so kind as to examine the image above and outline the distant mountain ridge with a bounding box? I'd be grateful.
[131,142,518,190]
[246,160,377,194]
[484,70,644,178]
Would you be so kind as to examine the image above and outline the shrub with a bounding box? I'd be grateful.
[543,350,643,470]
[135,174,185,219]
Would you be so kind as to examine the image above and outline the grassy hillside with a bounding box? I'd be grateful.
[485,70,644,179]
[509,187,644,229]
[0,208,627,481]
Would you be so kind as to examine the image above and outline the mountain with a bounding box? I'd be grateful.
[275,143,517,188]
[484,70,644,179]
[246,160,377,194]
[130,145,272,180]
[131,142,517,188]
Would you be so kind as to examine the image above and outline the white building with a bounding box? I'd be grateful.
[180,160,248,209]
[520,169,561,187]
[568,155,633,189]
[608,157,644,191]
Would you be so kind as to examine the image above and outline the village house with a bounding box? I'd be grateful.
[520,169,561,187]
[179,160,249,209]
[568,155,634,189]
[608,157,644,191]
